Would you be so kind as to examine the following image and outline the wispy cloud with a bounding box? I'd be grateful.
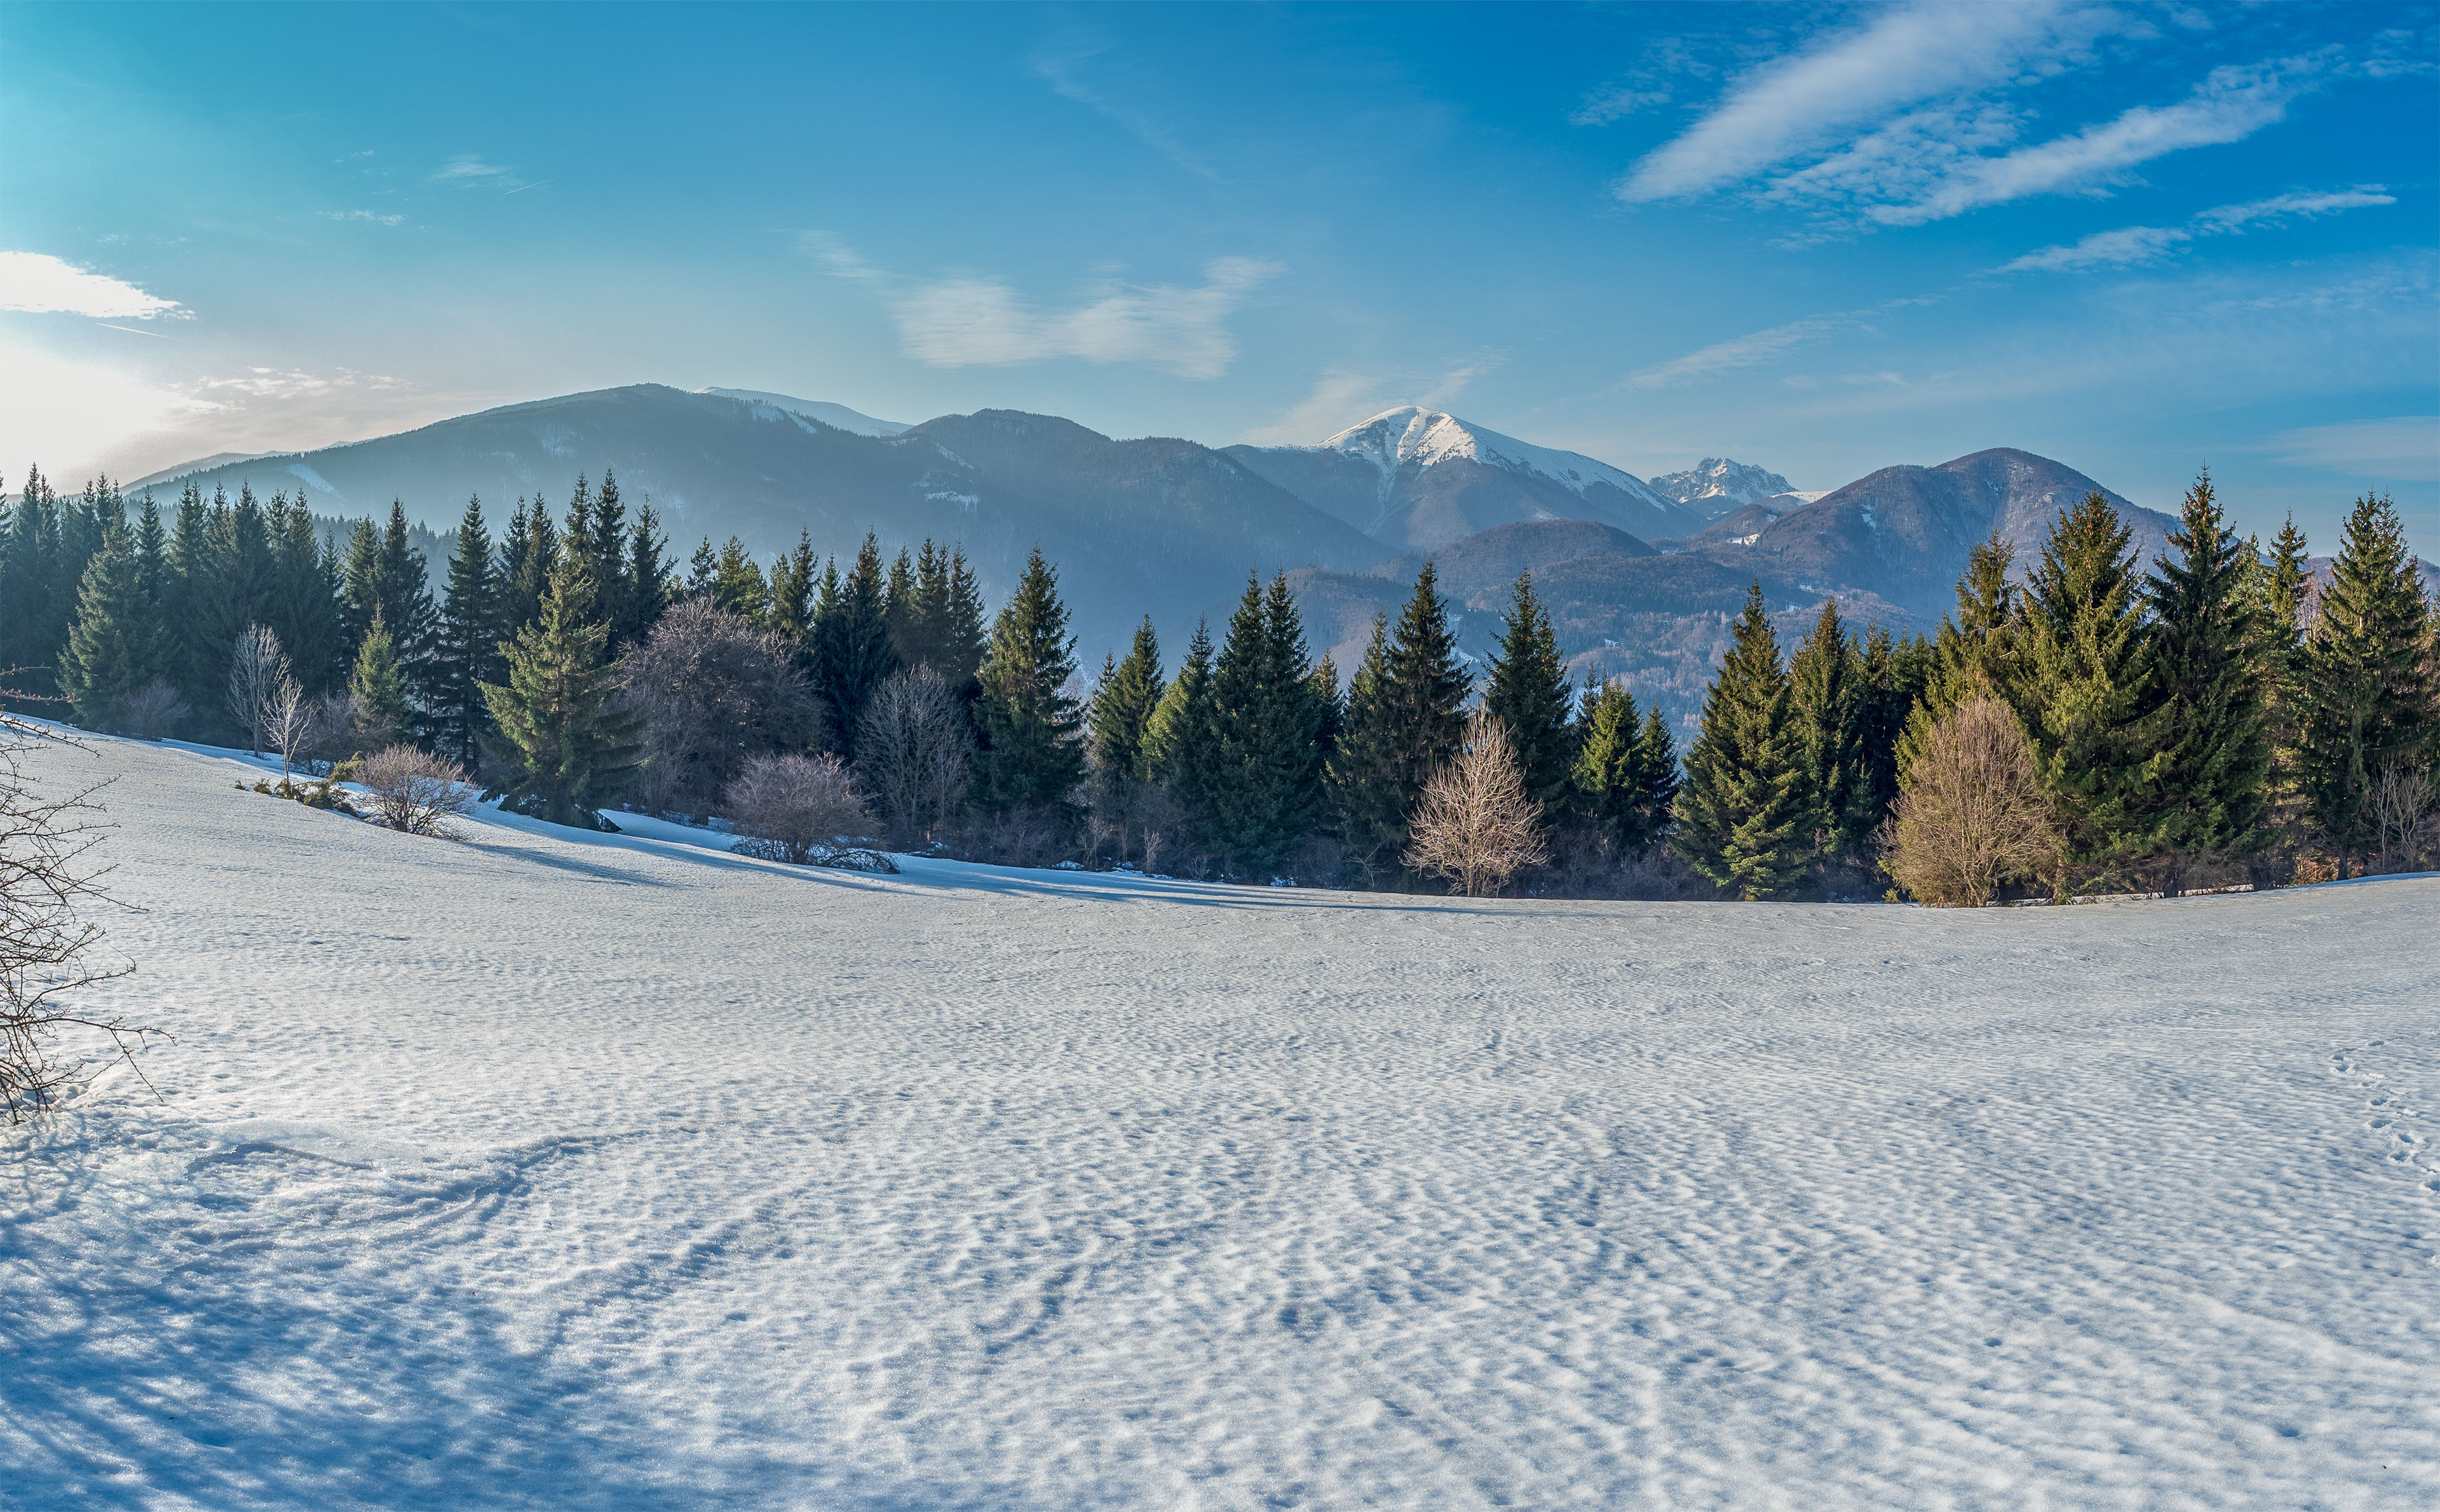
[2266,416,2439,481]
[200,368,407,401]
[320,209,405,226]
[1998,184,2393,272]
[1240,356,1504,445]
[1571,85,1674,127]
[893,257,1280,379]
[794,230,882,280]
[0,251,186,318]
[1032,36,1214,179]
[431,154,530,191]
[1626,313,1860,389]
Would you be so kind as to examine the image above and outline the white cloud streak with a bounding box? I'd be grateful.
[893,257,1280,379]
[0,252,185,318]
[320,210,405,226]
[1625,314,1858,389]
[431,155,530,191]
[1998,184,2393,271]
[2267,416,2439,482]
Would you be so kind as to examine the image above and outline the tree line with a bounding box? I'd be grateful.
[4,462,2432,899]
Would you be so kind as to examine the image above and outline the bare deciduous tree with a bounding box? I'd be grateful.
[2370,760,2435,874]
[356,745,475,836]
[116,682,189,741]
[227,624,289,757]
[1,715,154,1122]
[855,666,971,842]
[725,752,875,865]
[1881,698,2064,907]
[1404,710,1549,898]
[619,600,824,820]
[264,674,322,780]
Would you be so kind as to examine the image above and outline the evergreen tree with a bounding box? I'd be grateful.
[1787,598,1871,862]
[1573,677,1676,852]
[618,497,673,649]
[430,494,503,766]
[0,466,51,693]
[348,608,413,744]
[341,501,437,666]
[1671,583,1813,899]
[2297,493,2435,873]
[1631,701,1682,840]
[1897,532,2021,780]
[478,557,644,828]
[2012,492,2157,888]
[883,548,918,666]
[1201,572,1327,875]
[973,548,1084,811]
[709,537,771,624]
[57,519,156,729]
[1329,563,1471,882]
[2249,515,2315,827]
[811,536,897,755]
[1090,616,1165,783]
[685,537,719,600]
[200,485,278,703]
[497,496,558,639]
[1857,626,1926,840]
[130,494,170,675]
[588,469,632,646]
[1481,570,1576,821]
[766,532,817,649]
[1143,618,1216,803]
[2139,468,2272,875]
[268,494,344,692]
[163,482,217,719]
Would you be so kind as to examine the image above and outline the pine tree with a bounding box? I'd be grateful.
[1787,598,1871,863]
[811,535,897,757]
[1202,572,1327,876]
[588,469,632,647]
[940,547,989,691]
[1143,618,1216,799]
[709,537,771,624]
[2297,493,2435,874]
[2139,468,2272,878]
[685,537,719,600]
[2012,492,2157,888]
[1573,677,1676,852]
[1091,616,1165,784]
[2249,515,2315,828]
[163,482,217,719]
[268,494,344,692]
[1631,701,1682,839]
[497,496,558,639]
[766,532,818,649]
[1671,583,1812,899]
[1481,570,1576,821]
[1897,533,2021,780]
[1329,563,1472,882]
[883,548,918,666]
[348,608,413,745]
[619,497,672,649]
[1857,627,1927,842]
[430,494,503,766]
[57,519,156,729]
[478,557,644,828]
[973,548,1083,812]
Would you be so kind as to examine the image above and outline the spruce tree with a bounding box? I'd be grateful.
[618,497,672,649]
[588,469,632,646]
[2249,515,2315,829]
[348,608,413,746]
[1329,563,1471,882]
[57,520,155,729]
[497,496,557,639]
[430,494,503,766]
[478,557,644,828]
[1857,626,1924,840]
[1671,583,1812,899]
[710,537,771,624]
[766,532,817,649]
[1630,701,1682,840]
[973,548,1084,812]
[1144,618,1216,800]
[811,535,897,756]
[2012,492,2157,888]
[1202,572,1327,876]
[883,548,918,666]
[1573,677,1675,852]
[163,482,217,719]
[1091,616,1165,783]
[268,494,344,692]
[1481,570,1576,821]
[1787,598,1870,862]
[2140,468,2272,876]
[2297,493,2435,873]
[1897,532,2020,780]
[940,547,989,692]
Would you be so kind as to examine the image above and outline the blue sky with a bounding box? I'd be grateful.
[4,1,2434,547]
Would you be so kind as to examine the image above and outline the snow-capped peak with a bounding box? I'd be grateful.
[1647,457,1797,509]
[697,388,910,438]
[1317,407,1669,506]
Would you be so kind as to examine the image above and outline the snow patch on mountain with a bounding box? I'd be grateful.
[1648,457,1797,511]
[697,388,911,437]
[1318,407,1673,508]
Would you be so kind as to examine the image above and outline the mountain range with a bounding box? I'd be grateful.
[119,385,2323,734]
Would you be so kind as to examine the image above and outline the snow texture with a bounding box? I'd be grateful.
[5,734,2437,1510]
[1646,458,1797,510]
[696,388,911,438]
[1320,408,1676,510]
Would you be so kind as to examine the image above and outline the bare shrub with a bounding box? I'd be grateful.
[264,674,323,780]
[724,752,875,865]
[2371,761,2435,874]
[1404,710,1549,898]
[1,715,153,1121]
[227,624,288,755]
[855,666,972,842]
[620,600,824,820]
[356,745,475,836]
[1881,698,2064,907]
[114,681,189,740]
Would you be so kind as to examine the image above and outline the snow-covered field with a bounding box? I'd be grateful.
[5,733,2436,1511]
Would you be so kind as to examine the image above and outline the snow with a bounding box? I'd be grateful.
[696,388,911,438]
[6,733,2437,1510]
[283,463,337,495]
[1318,407,1675,510]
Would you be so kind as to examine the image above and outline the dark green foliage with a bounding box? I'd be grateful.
[479,555,645,828]
[1329,563,1472,882]
[57,519,158,728]
[707,537,771,624]
[3,468,114,706]
[1787,598,1871,862]
[349,609,414,745]
[811,536,898,757]
[1858,627,1927,840]
[430,496,502,766]
[342,501,437,672]
[618,497,673,650]
[1572,677,1678,852]
[1144,619,1216,802]
[766,532,818,649]
[2297,493,2435,871]
[1671,583,1813,899]
[1091,617,1165,785]
[1200,573,1329,876]
[973,548,1084,811]
[1481,570,1576,821]
[2140,469,2272,872]
[267,494,345,693]
[2012,492,2157,887]
[497,496,559,640]
[1898,532,2019,781]
[890,540,989,689]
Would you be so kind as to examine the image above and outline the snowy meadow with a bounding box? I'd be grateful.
[4,733,2436,1510]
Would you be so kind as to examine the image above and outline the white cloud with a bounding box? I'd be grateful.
[1571,85,1673,127]
[2267,416,2439,482]
[320,210,405,226]
[1033,36,1214,179]
[198,367,404,402]
[891,257,1281,380]
[0,342,220,478]
[1242,370,1385,445]
[432,155,533,191]
[0,252,185,318]
[1626,314,1857,389]
[1618,1,2127,201]
[1998,182,2392,271]
[794,230,881,280]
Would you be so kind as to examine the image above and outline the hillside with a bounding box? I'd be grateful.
[9,732,2436,1509]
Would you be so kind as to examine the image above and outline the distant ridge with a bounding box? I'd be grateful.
[694,388,910,438]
